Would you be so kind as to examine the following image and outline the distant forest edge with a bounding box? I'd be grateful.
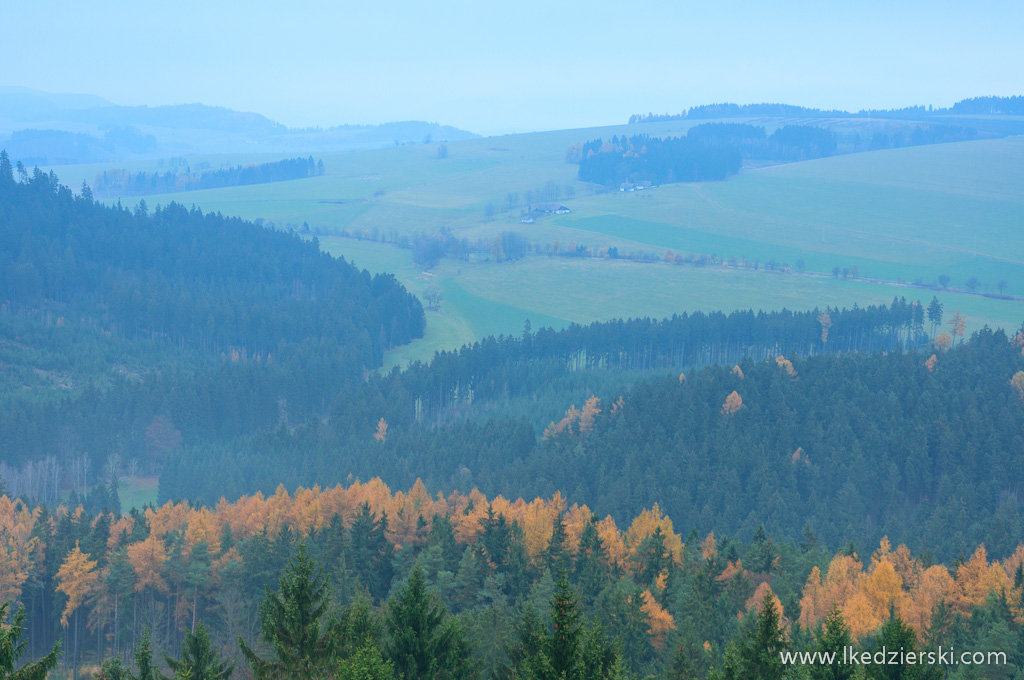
[570,124,838,186]
[90,155,325,197]
[628,95,1024,123]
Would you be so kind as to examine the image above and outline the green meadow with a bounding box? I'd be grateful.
[50,124,1024,367]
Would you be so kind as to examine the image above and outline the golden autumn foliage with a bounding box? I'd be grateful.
[1011,371,1024,401]
[956,545,1013,611]
[543,404,579,439]
[544,396,602,439]
[721,390,743,415]
[818,309,833,343]
[934,331,953,352]
[732,365,744,379]
[948,311,966,342]
[597,516,629,570]
[610,395,625,415]
[108,515,135,550]
[640,589,676,649]
[925,354,938,372]
[578,396,601,434]
[0,497,39,606]
[56,541,99,627]
[128,535,169,594]
[746,582,786,628]
[701,532,717,561]
[775,355,797,377]
[374,417,388,442]
[678,372,686,383]
[655,571,668,592]
[717,559,745,583]
[799,537,1024,640]
[624,503,683,565]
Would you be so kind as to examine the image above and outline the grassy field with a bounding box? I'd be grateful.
[49,123,1024,368]
[322,238,1024,368]
[120,475,160,511]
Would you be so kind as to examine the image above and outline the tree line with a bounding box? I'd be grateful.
[90,156,325,197]
[575,134,742,186]
[573,124,836,187]
[628,95,1024,123]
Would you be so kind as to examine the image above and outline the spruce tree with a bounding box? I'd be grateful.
[812,605,853,680]
[164,622,233,680]
[0,602,60,680]
[97,655,133,680]
[544,515,570,574]
[867,607,942,680]
[738,591,787,680]
[385,565,477,680]
[547,570,582,680]
[239,543,344,679]
[573,519,609,607]
[136,629,156,680]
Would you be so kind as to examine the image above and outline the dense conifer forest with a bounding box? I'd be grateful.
[0,152,424,479]
[161,323,1024,563]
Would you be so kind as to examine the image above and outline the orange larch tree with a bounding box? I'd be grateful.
[374,417,388,442]
[722,390,743,415]
[56,541,100,628]
[818,309,833,343]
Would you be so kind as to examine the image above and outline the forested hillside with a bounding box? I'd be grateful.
[0,152,424,481]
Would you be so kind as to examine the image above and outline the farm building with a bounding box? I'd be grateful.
[529,203,571,215]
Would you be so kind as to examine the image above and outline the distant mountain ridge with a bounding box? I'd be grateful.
[0,87,478,164]
[629,95,1024,124]
[0,85,114,116]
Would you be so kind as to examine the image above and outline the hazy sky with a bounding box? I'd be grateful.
[7,0,1023,134]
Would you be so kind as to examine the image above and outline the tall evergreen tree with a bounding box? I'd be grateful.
[547,570,583,680]
[349,504,394,601]
[385,566,477,680]
[738,591,788,680]
[136,629,156,680]
[573,519,609,607]
[239,544,344,679]
[164,622,233,680]
[812,605,853,680]
[866,608,942,680]
[545,514,570,574]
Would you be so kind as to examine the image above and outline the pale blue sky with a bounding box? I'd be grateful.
[6,0,1023,134]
